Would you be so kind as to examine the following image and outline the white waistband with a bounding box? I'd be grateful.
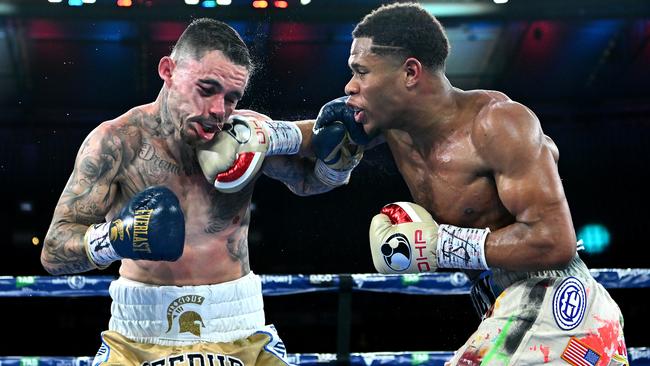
[108,272,265,345]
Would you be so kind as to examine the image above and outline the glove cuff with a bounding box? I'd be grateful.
[314,159,352,187]
[84,222,121,269]
[436,224,490,270]
[264,120,302,156]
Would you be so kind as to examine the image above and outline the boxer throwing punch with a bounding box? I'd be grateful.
[318,3,628,365]
[41,18,360,365]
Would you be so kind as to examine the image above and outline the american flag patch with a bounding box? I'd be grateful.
[561,337,602,366]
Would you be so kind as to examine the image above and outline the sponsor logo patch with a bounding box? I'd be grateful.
[552,277,587,331]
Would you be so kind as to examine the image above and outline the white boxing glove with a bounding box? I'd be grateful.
[369,202,490,273]
[196,115,302,193]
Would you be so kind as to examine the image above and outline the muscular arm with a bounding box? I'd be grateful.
[262,121,337,196]
[476,102,576,271]
[41,123,122,274]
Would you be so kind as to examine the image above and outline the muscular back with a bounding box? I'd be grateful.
[45,104,254,285]
[386,90,560,233]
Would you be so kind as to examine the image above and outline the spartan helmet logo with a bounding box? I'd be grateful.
[166,294,206,338]
[179,311,205,337]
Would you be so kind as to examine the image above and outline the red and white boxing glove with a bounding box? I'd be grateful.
[197,114,302,193]
[369,202,490,273]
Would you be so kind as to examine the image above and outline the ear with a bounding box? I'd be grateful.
[158,56,175,87]
[403,57,422,88]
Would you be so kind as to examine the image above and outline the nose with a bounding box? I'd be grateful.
[207,96,225,121]
[344,77,358,96]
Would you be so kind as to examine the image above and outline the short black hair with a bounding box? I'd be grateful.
[172,18,253,72]
[352,2,449,70]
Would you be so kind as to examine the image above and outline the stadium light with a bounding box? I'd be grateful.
[274,0,288,8]
[577,223,611,255]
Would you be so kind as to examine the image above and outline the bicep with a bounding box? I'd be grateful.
[53,127,122,226]
[494,147,568,225]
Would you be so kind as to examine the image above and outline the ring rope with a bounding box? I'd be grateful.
[3,269,648,365]
[2,269,649,297]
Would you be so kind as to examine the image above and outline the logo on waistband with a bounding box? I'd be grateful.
[381,233,411,272]
[552,277,587,331]
[166,295,206,337]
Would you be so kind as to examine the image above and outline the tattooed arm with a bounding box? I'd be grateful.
[41,123,123,274]
[261,121,337,196]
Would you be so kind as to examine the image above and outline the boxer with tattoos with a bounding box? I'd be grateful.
[41,18,357,365]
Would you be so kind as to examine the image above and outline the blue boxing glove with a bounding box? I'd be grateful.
[84,186,185,269]
[314,96,374,145]
[312,97,372,186]
[312,122,363,186]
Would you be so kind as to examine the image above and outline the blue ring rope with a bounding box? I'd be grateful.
[2,269,649,297]
[2,269,648,365]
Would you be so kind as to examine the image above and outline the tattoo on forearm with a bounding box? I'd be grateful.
[42,225,95,274]
[45,128,122,274]
[61,135,120,223]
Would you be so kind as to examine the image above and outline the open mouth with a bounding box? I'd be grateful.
[199,120,224,133]
[194,120,224,141]
[352,107,366,124]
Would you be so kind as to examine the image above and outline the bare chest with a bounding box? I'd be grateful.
[114,139,252,235]
[387,135,507,227]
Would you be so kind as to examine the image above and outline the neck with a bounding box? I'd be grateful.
[150,88,190,159]
[151,88,182,140]
[399,72,459,146]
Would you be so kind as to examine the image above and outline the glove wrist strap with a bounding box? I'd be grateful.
[84,222,121,269]
[264,120,302,156]
[436,224,490,270]
[314,159,351,186]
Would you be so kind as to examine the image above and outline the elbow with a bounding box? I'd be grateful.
[289,187,312,197]
[544,238,576,270]
[40,257,57,275]
[286,181,334,197]
[40,242,55,275]
[40,235,61,275]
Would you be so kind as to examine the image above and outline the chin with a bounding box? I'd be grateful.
[180,129,200,146]
[363,123,380,136]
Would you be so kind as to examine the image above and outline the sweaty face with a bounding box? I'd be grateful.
[165,50,249,146]
[344,37,404,134]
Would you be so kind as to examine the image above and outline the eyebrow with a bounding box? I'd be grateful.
[199,78,243,100]
[198,78,223,90]
[349,62,364,71]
